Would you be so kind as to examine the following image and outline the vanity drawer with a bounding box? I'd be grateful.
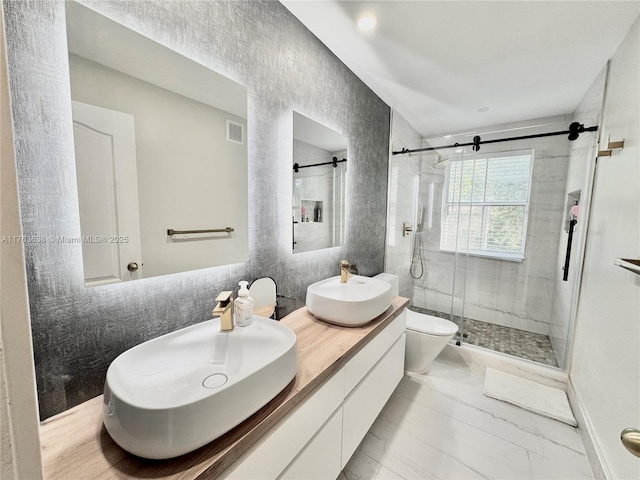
[343,309,406,395]
[342,334,405,467]
[221,368,344,480]
[278,406,343,480]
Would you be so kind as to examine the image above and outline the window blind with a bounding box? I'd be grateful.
[441,150,533,260]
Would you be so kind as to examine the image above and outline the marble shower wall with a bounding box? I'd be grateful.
[549,67,606,367]
[3,0,390,419]
[412,116,572,336]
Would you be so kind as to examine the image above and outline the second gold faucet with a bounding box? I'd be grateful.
[340,260,353,283]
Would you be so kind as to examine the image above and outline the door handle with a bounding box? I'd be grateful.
[621,428,640,457]
[127,262,139,272]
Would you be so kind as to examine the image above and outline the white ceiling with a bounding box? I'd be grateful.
[281,1,640,137]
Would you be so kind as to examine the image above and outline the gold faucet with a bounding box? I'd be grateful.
[340,260,353,283]
[212,291,234,332]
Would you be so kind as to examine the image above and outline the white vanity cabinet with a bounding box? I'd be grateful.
[221,309,407,480]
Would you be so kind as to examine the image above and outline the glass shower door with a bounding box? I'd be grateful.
[445,121,584,369]
[409,150,465,335]
[408,111,602,370]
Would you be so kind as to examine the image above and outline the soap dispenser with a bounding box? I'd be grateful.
[234,281,254,327]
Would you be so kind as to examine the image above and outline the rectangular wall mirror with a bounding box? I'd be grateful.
[292,112,347,254]
[66,2,249,285]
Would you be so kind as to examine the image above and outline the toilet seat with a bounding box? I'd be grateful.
[406,310,458,336]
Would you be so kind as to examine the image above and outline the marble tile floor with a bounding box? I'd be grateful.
[338,357,593,480]
[410,306,557,367]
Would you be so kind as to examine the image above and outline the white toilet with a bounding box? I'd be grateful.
[374,273,459,373]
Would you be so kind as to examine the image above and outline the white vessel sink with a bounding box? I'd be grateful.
[306,275,392,327]
[102,316,298,459]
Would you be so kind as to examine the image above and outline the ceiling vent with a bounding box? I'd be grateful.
[226,120,243,145]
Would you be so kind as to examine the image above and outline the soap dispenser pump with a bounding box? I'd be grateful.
[234,281,254,327]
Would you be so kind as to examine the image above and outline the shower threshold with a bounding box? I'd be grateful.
[409,306,558,367]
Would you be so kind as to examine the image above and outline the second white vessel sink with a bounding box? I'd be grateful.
[103,316,298,459]
[306,275,392,327]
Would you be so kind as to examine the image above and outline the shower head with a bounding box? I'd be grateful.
[416,204,425,232]
[430,157,450,170]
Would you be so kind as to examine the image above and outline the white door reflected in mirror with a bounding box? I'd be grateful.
[66,1,249,284]
[73,102,143,286]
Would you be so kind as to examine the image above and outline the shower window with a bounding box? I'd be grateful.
[441,149,533,261]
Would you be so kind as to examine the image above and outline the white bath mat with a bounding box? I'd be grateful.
[483,368,577,426]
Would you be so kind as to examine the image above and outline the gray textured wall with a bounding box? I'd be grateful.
[3,0,390,419]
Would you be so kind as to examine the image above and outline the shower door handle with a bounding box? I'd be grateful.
[621,428,640,457]
[562,219,577,281]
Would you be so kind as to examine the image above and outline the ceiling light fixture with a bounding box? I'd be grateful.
[478,107,490,112]
[357,15,377,32]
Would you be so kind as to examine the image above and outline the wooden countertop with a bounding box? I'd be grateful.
[40,297,409,480]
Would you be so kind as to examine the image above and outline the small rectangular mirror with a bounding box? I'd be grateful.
[66,2,248,285]
[292,112,347,253]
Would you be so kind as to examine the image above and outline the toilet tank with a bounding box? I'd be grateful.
[373,273,399,297]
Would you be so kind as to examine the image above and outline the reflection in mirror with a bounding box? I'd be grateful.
[66,2,248,286]
[292,112,347,254]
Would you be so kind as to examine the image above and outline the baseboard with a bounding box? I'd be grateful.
[566,380,610,480]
